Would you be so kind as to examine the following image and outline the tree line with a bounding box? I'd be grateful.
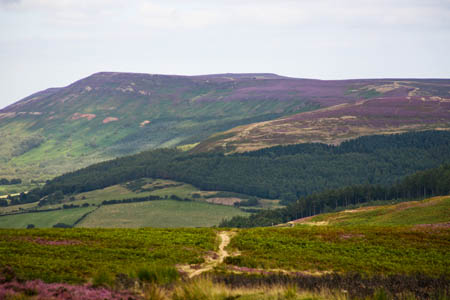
[0,178,22,185]
[219,163,450,227]
[14,131,450,207]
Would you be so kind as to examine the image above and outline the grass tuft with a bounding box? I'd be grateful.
[136,265,179,285]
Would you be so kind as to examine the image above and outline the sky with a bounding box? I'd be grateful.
[0,0,449,109]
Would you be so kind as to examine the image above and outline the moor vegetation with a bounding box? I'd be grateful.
[0,228,215,283]
[0,226,449,299]
[225,226,450,277]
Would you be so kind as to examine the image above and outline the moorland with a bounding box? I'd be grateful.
[0,73,449,299]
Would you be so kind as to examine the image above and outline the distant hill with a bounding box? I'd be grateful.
[194,79,450,153]
[1,72,449,188]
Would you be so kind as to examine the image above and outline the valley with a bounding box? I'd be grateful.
[0,178,256,228]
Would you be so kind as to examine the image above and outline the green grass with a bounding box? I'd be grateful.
[77,200,249,228]
[305,196,450,226]
[0,178,263,228]
[227,226,450,277]
[0,207,96,228]
[0,228,215,283]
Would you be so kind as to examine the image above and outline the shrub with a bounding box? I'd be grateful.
[52,223,72,228]
[136,265,179,285]
[92,270,114,288]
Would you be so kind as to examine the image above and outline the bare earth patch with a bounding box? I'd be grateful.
[140,120,151,127]
[71,113,96,121]
[102,117,119,124]
[205,197,242,206]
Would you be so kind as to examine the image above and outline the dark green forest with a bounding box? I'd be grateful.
[18,131,450,207]
[220,163,450,227]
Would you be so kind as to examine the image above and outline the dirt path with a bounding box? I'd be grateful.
[178,231,233,278]
[178,231,329,278]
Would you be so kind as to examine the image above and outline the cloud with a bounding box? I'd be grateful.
[0,0,20,4]
[137,2,223,29]
[2,0,449,31]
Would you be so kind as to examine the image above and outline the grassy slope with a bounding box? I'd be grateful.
[0,73,323,188]
[77,200,249,228]
[0,225,448,286]
[227,226,450,277]
[298,196,450,226]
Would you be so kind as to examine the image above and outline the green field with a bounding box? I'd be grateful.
[72,178,199,205]
[300,196,450,226]
[0,177,256,228]
[78,200,249,228]
[226,226,450,277]
[0,178,204,214]
[0,207,95,229]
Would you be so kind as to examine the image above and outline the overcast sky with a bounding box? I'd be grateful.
[1,0,449,109]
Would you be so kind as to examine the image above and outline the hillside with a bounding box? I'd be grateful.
[0,227,448,299]
[293,196,450,226]
[28,131,450,204]
[194,80,450,153]
[221,163,450,227]
[1,73,449,191]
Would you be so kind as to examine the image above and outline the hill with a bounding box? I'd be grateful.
[293,196,450,226]
[1,73,449,191]
[194,80,450,153]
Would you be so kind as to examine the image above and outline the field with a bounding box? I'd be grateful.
[71,178,199,206]
[0,178,203,214]
[0,207,95,229]
[297,196,450,226]
[77,200,249,228]
[226,226,450,277]
[0,177,254,228]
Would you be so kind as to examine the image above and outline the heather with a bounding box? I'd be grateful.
[0,228,215,283]
[1,226,449,299]
[225,226,450,277]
